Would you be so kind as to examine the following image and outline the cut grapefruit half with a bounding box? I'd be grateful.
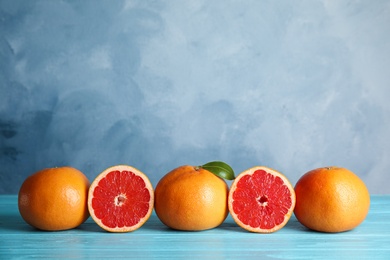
[228,166,296,233]
[88,165,154,232]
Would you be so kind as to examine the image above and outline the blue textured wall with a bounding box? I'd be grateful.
[1,0,389,194]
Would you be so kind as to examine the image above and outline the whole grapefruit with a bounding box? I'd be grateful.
[294,166,370,233]
[154,165,229,231]
[18,167,90,231]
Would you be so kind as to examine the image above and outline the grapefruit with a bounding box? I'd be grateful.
[228,166,296,233]
[154,162,231,231]
[88,165,154,232]
[18,167,90,231]
[294,166,370,232]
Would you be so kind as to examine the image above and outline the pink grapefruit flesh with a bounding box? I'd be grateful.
[88,165,154,232]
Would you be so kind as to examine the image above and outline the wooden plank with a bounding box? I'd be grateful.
[1,195,389,259]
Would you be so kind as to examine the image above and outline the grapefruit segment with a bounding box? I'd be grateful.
[88,165,154,232]
[228,166,296,233]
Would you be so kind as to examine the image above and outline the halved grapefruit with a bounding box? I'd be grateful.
[228,166,296,233]
[88,165,154,232]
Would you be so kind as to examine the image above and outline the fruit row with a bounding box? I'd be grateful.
[18,162,370,233]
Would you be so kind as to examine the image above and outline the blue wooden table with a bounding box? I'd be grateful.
[1,195,389,259]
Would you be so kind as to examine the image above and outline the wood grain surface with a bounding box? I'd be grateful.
[0,195,389,259]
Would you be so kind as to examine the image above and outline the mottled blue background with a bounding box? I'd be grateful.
[1,0,389,194]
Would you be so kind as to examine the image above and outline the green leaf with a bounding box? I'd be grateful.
[200,161,235,180]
